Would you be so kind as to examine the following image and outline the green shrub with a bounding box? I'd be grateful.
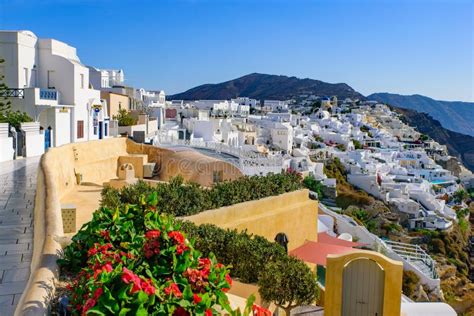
[258,256,318,316]
[101,172,303,217]
[113,108,137,127]
[180,222,286,284]
[0,110,33,129]
[303,175,324,198]
[353,139,363,149]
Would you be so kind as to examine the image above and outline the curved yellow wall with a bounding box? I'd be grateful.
[184,189,318,251]
[16,138,242,315]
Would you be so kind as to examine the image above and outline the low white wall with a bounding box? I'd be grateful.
[118,123,146,136]
[0,137,14,162]
[25,134,45,157]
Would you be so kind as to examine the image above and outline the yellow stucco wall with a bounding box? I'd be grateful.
[126,141,243,186]
[184,189,318,251]
[101,91,130,118]
[324,250,403,316]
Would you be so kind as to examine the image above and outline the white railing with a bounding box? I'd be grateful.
[153,134,285,175]
[382,240,438,279]
[319,203,440,291]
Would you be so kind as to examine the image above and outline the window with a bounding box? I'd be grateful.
[23,68,29,87]
[80,74,85,89]
[77,120,84,139]
[31,69,37,86]
[47,70,55,88]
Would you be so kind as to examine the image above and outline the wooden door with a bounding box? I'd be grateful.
[342,259,384,316]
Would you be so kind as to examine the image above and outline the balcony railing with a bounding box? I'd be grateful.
[1,88,24,98]
[39,89,58,100]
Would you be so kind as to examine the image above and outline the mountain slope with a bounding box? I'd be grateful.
[169,73,365,101]
[394,107,474,172]
[368,93,474,137]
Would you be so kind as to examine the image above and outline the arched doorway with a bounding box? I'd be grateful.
[342,259,384,316]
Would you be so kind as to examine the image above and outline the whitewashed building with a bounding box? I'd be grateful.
[0,30,108,148]
[88,67,125,89]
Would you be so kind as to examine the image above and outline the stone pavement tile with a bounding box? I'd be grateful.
[0,261,31,270]
[2,268,30,283]
[0,256,23,265]
[0,281,27,295]
[0,228,30,236]
[0,304,17,316]
[0,238,32,245]
[0,244,29,253]
[0,219,33,226]
[0,295,14,306]
[21,253,32,262]
[0,160,38,311]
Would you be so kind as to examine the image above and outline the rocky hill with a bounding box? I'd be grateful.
[169,73,365,101]
[394,107,474,172]
[368,93,474,137]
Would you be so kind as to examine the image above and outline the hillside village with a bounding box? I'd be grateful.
[0,30,473,315]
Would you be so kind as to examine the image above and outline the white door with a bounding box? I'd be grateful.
[342,259,384,316]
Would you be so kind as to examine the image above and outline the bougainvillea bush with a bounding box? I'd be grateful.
[59,193,252,315]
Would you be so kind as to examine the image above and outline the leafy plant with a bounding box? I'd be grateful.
[302,175,324,199]
[258,256,318,315]
[180,222,286,284]
[60,193,246,315]
[113,108,137,127]
[353,139,362,149]
[0,110,33,129]
[101,173,303,218]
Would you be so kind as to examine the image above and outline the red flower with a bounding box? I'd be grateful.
[121,267,142,294]
[199,258,211,268]
[168,231,185,244]
[223,274,232,292]
[173,307,190,316]
[252,304,272,316]
[200,267,210,278]
[93,288,103,300]
[99,230,110,240]
[87,246,98,257]
[193,293,202,304]
[93,262,114,279]
[176,243,189,255]
[144,239,160,258]
[140,278,156,296]
[145,230,161,240]
[164,283,182,298]
[205,308,213,316]
[103,262,113,273]
[168,231,188,255]
[82,298,96,315]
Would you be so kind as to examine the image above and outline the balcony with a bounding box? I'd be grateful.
[0,88,25,98]
[39,89,58,100]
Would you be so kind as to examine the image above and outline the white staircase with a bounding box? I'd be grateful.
[382,240,438,279]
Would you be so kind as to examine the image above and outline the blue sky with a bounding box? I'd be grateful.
[1,0,473,101]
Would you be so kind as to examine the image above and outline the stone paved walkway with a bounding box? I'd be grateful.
[0,157,39,316]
